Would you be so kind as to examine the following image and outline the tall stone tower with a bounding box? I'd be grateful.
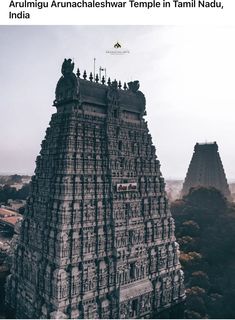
[6,59,185,319]
[182,142,231,200]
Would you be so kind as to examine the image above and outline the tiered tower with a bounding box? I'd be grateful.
[6,59,185,319]
[182,142,231,200]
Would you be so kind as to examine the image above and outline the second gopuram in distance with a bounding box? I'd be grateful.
[181,142,231,200]
[6,59,185,319]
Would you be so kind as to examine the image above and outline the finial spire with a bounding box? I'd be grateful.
[83,70,87,80]
[89,72,93,82]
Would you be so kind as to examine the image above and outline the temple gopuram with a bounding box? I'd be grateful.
[182,142,231,200]
[6,59,185,319]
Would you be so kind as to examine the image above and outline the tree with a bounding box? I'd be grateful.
[185,287,207,317]
[17,184,30,200]
[7,174,22,184]
[171,187,235,318]
[180,252,202,272]
[0,183,30,204]
[189,271,210,290]
[181,220,200,237]
[183,186,227,215]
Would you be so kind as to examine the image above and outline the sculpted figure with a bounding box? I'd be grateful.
[55,58,79,104]
[61,58,74,75]
[128,80,140,93]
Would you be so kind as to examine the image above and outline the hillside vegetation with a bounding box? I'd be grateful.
[171,187,235,318]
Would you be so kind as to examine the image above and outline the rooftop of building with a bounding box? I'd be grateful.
[0,207,22,226]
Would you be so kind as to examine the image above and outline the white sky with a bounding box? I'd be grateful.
[0,26,235,180]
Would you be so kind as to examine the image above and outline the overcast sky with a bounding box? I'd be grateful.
[0,26,235,180]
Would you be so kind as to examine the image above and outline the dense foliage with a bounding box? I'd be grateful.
[0,184,30,204]
[171,187,235,318]
[0,174,23,185]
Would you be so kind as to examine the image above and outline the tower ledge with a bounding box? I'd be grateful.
[54,58,146,116]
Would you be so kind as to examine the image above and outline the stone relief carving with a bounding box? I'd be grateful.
[6,59,185,319]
